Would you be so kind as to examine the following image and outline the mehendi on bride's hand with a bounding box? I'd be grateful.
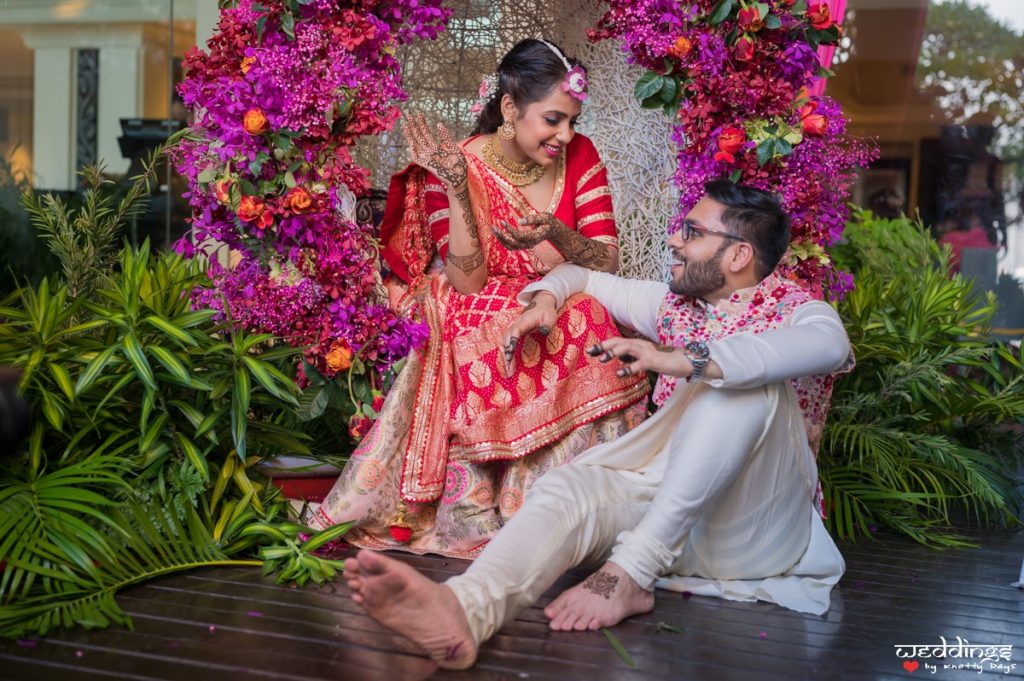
[496,213,613,271]
[446,248,485,275]
[404,113,485,277]
[445,182,485,274]
[403,113,468,190]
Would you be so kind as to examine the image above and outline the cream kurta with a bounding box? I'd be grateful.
[444,265,851,645]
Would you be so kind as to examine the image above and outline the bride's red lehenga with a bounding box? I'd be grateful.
[307,134,649,558]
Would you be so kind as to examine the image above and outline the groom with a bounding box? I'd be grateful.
[341,181,852,669]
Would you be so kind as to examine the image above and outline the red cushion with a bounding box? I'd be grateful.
[270,476,339,503]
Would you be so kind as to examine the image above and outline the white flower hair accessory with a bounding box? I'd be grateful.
[536,38,588,102]
[562,65,588,102]
[471,73,499,115]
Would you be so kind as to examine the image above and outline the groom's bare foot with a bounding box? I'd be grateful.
[343,550,477,669]
[543,561,654,631]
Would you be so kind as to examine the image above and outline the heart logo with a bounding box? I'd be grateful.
[903,660,919,673]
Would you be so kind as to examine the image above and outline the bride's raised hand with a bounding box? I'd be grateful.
[402,112,468,190]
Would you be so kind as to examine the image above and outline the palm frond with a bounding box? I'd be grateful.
[0,497,259,639]
[822,211,1022,546]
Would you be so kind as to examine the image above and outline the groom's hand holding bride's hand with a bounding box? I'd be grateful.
[499,292,558,377]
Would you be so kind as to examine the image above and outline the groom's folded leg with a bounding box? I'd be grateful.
[445,462,649,644]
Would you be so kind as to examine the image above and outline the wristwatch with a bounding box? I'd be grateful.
[684,340,710,382]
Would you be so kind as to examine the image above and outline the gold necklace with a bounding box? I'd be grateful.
[482,134,547,187]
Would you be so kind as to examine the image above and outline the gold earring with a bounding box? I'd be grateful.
[498,120,516,140]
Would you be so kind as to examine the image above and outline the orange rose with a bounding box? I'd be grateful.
[807,3,833,30]
[238,195,274,230]
[242,108,268,135]
[734,35,755,62]
[799,102,828,136]
[348,413,372,440]
[714,126,746,164]
[667,36,692,60]
[213,178,233,204]
[285,187,313,213]
[240,55,256,75]
[326,341,353,373]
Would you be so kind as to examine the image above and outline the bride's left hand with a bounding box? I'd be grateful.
[493,213,565,250]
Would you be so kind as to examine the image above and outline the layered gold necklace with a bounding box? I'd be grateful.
[481,134,547,187]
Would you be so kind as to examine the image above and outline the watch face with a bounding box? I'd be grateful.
[685,340,710,359]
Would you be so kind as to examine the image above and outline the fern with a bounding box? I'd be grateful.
[19,151,164,301]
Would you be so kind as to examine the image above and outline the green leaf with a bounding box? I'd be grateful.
[660,76,679,104]
[48,363,75,400]
[296,383,330,421]
[602,628,637,668]
[633,72,665,102]
[756,139,776,166]
[150,345,192,385]
[139,413,168,454]
[122,333,156,391]
[56,319,108,339]
[764,13,782,29]
[232,369,251,458]
[140,387,156,433]
[172,310,216,329]
[40,391,64,431]
[75,345,118,395]
[143,314,199,347]
[240,522,289,542]
[242,356,296,404]
[195,407,226,443]
[169,400,204,431]
[709,0,735,25]
[301,521,355,552]
[175,432,210,481]
[281,11,295,39]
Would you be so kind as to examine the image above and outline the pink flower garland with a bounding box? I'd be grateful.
[171,0,448,393]
[591,0,876,298]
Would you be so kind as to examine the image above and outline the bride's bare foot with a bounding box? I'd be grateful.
[543,561,654,631]
[343,550,478,669]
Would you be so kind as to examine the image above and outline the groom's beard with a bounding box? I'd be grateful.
[669,242,728,299]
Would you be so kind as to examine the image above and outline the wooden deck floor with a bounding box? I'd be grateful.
[2,528,1022,681]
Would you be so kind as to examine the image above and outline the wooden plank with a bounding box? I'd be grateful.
[1,529,1021,680]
